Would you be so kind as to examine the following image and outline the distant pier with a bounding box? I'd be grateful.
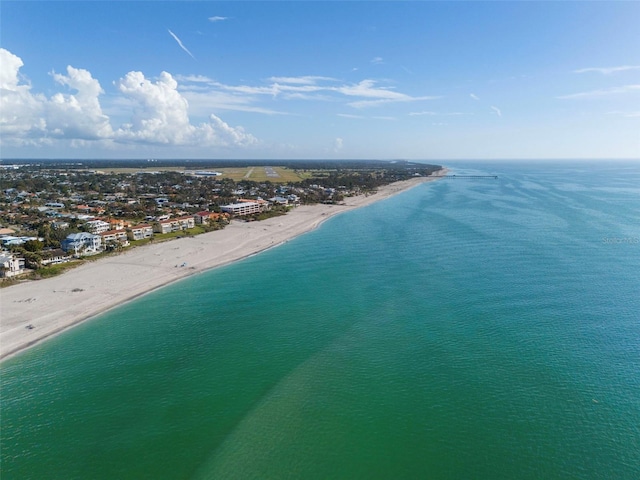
[444,175,498,179]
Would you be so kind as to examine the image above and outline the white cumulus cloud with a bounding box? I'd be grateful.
[115,71,256,147]
[0,48,47,143]
[0,48,258,151]
[48,66,113,140]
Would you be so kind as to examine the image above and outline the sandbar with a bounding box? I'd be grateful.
[0,170,446,361]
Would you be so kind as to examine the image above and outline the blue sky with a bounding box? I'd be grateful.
[1,1,639,160]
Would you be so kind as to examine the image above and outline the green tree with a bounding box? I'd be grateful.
[23,240,44,252]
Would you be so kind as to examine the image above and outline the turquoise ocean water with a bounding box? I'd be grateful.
[1,161,639,479]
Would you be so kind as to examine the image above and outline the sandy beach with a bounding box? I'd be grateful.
[0,171,445,361]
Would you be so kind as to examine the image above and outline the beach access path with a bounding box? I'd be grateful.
[0,171,446,361]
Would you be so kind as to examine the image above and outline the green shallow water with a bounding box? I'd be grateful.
[2,161,639,479]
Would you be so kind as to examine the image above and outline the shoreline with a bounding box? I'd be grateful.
[0,169,446,361]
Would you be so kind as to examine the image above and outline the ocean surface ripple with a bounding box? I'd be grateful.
[2,161,639,479]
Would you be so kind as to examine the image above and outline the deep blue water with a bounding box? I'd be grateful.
[1,161,639,479]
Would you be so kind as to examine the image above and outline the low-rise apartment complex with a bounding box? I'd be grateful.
[128,224,154,241]
[154,216,196,234]
[84,220,111,234]
[100,230,130,246]
[221,202,264,216]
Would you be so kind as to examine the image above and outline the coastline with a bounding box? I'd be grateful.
[0,170,446,361]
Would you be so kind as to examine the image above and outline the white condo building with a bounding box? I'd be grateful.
[84,220,111,234]
[220,202,263,216]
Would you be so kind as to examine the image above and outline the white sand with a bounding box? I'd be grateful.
[0,172,446,360]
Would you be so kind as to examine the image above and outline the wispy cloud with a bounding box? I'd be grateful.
[268,76,337,85]
[470,93,480,101]
[491,106,502,117]
[336,79,440,108]
[606,110,640,118]
[337,113,365,119]
[168,29,195,59]
[347,96,440,109]
[174,74,439,113]
[175,74,214,83]
[574,65,640,75]
[557,84,640,99]
[208,16,228,22]
[410,111,471,116]
[371,57,384,65]
[337,80,404,99]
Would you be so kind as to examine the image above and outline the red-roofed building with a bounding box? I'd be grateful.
[154,216,195,234]
[194,211,230,224]
[128,224,154,241]
[100,229,129,246]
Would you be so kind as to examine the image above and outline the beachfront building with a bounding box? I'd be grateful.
[106,218,129,231]
[40,249,72,266]
[194,211,212,224]
[61,232,102,256]
[154,216,196,234]
[194,211,230,225]
[84,219,111,234]
[269,196,289,206]
[286,194,301,206]
[238,198,270,211]
[128,224,154,241]
[220,202,263,216]
[100,230,130,248]
[0,252,26,278]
